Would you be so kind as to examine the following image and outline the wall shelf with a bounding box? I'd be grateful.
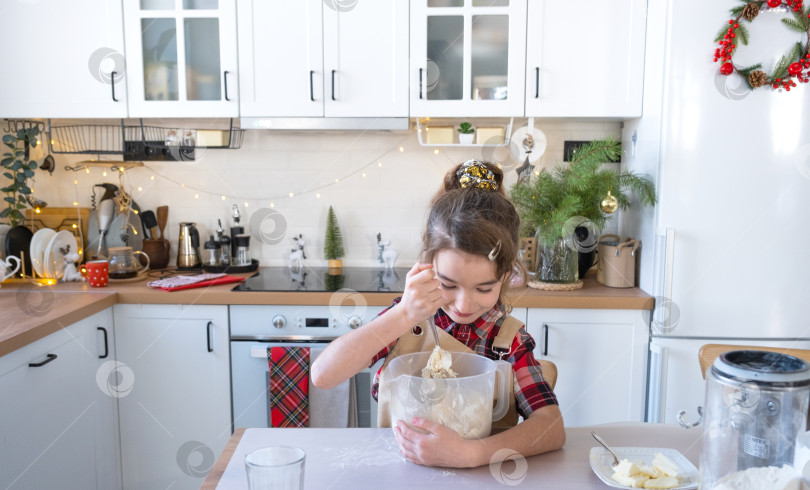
[415,117,513,147]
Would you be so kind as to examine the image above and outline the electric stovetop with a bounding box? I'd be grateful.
[232,267,410,293]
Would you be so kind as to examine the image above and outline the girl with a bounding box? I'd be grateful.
[311,160,565,468]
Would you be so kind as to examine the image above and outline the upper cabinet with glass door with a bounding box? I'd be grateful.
[410,0,527,117]
[525,0,647,118]
[123,0,238,117]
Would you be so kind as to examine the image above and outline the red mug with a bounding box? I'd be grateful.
[86,260,109,287]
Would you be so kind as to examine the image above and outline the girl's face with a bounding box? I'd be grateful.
[433,248,504,324]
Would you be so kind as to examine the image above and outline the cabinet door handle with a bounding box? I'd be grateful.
[223,71,231,101]
[331,69,336,101]
[207,321,213,353]
[309,70,315,101]
[29,353,57,367]
[98,326,109,359]
[419,68,423,99]
[542,324,549,356]
[535,67,540,99]
[111,71,119,102]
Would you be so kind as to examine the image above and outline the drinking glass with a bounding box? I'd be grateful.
[244,446,305,490]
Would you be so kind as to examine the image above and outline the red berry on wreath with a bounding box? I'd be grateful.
[789,62,803,76]
[767,0,781,7]
[720,62,734,75]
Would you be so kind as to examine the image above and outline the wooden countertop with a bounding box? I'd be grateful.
[0,270,652,359]
[0,288,116,357]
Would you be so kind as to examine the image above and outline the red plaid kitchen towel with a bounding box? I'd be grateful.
[268,347,309,427]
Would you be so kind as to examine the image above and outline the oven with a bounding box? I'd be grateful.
[230,304,386,429]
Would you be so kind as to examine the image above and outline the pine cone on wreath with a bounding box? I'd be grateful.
[748,70,768,88]
[742,2,760,21]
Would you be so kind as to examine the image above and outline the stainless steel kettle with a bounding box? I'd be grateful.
[177,222,201,269]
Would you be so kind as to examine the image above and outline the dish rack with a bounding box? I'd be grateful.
[48,118,245,160]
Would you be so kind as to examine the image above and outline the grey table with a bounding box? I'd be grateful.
[204,422,702,489]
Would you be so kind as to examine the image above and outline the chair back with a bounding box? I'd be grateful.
[538,359,558,390]
[698,344,810,379]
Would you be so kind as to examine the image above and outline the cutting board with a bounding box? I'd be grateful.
[24,207,90,254]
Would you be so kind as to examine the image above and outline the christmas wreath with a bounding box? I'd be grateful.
[714,0,810,91]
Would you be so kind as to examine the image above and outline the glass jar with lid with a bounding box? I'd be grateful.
[700,350,810,488]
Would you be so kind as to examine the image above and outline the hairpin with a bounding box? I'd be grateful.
[488,241,502,261]
[456,160,499,191]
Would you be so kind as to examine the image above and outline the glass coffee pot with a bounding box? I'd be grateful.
[700,350,810,488]
[108,246,150,279]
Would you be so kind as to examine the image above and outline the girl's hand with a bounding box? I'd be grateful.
[393,418,481,468]
[399,263,444,325]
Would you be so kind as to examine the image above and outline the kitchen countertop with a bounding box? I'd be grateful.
[0,269,653,358]
[202,422,701,489]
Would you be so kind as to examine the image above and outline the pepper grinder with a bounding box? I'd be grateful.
[230,204,244,263]
[203,235,221,267]
[233,234,252,266]
[216,219,230,265]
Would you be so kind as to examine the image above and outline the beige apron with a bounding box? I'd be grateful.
[376,315,524,432]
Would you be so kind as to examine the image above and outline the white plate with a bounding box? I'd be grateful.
[0,224,10,259]
[589,447,698,489]
[30,228,57,278]
[43,230,78,280]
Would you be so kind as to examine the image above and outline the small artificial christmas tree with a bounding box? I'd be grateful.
[323,206,345,271]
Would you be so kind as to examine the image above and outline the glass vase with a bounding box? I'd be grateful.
[535,232,578,283]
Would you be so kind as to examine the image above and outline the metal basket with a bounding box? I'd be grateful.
[47,119,244,156]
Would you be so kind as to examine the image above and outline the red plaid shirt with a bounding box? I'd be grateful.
[370,298,558,419]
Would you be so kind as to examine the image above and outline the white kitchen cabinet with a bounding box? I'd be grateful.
[0,0,127,118]
[525,0,646,118]
[410,0,527,117]
[238,0,408,118]
[526,308,648,426]
[0,309,120,490]
[647,338,810,426]
[113,304,230,490]
[122,0,238,118]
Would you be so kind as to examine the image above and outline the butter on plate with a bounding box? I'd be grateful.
[611,452,681,489]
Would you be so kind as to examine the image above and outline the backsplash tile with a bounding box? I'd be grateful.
[29,119,619,267]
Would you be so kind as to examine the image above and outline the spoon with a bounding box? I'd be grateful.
[429,319,441,348]
[591,431,619,467]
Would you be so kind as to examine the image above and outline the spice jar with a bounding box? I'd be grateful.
[203,235,221,267]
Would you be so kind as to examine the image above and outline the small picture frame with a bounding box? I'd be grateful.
[425,126,454,144]
[476,127,506,145]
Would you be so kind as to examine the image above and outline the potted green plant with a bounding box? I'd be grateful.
[1,127,40,226]
[509,139,656,283]
[457,122,475,145]
[324,205,345,273]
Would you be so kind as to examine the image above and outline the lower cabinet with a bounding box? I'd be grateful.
[0,309,120,489]
[113,304,230,490]
[526,308,649,427]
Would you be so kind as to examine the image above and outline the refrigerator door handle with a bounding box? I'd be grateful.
[663,228,675,305]
[646,343,665,423]
[652,228,676,335]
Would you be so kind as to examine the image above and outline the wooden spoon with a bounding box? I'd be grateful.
[156,206,168,240]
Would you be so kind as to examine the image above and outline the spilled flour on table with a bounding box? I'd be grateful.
[326,435,405,468]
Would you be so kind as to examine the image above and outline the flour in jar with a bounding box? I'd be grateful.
[709,465,801,490]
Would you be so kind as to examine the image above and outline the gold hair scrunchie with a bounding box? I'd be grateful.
[456,160,499,191]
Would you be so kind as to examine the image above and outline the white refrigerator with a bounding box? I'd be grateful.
[620,0,810,424]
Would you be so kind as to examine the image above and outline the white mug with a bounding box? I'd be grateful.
[1,255,21,285]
